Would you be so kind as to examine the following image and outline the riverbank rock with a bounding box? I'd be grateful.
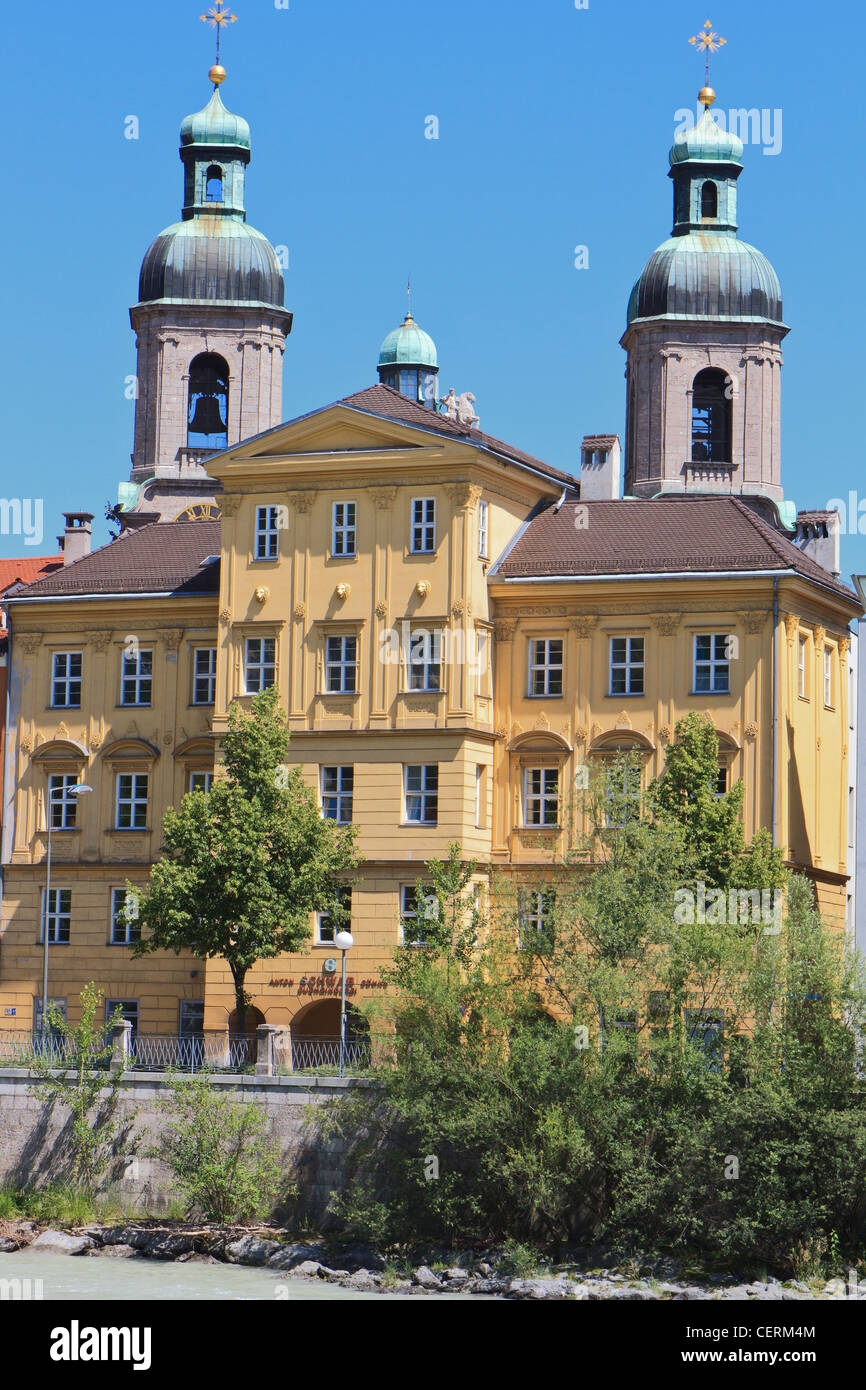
[102,1226,152,1251]
[412,1266,442,1289]
[507,1277,573,1300]
[91,1244,139,1259]
[224,1235,281,1266]
[340,1270,382,1291]
[292,1259,325,1278]
[145,1233,197,1260]
[267,1243,327,1270]
[30,1230,95,1256]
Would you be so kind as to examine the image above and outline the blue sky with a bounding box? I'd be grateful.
[4,0,865,576]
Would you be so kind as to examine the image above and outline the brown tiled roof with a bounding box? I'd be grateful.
[340,384,575,487]
[491,496,859,603]
[5,522,221,599]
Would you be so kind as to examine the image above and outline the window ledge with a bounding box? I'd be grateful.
[106,828,150,835]
[401,821,438,828]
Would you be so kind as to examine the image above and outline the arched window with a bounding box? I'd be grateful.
[691,368,732,463]
[701,180,718,219]
[187,353,229,448]
[205,164,223,202]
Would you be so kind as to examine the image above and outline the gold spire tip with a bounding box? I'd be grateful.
[688,19,727,105]
[200,4,237,85]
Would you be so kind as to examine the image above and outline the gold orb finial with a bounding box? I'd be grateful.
[200,6,237,86]
[699,85,715,109]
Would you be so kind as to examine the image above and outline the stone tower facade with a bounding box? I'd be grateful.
[121,80,292,522]
[620,105,787,504]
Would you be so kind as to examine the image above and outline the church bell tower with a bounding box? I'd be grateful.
[120,55,292,523]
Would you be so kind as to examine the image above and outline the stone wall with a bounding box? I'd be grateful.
[0,1069,360,1220]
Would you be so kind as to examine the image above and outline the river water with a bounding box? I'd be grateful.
[0,1251,475,1301]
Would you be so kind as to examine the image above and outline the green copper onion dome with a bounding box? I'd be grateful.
[377,313,438,369]
[136,83,284,312]
[626,96,783,329]
[669,106,743,166]
[180,88,250,150]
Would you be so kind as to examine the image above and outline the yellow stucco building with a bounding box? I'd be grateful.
[0,74,860,1046]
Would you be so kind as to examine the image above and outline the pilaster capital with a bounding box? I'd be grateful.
[289,491,316,514]
[367,486,398,510]
[218,492,242,518]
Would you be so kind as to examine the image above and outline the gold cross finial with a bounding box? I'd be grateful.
[689,20,727,108]
[200,4,238,84]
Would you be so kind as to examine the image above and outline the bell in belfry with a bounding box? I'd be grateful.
[188,392,228,437]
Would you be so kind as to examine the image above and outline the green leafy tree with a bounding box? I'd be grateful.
[130,686,359,1021]
[151,1074,288,1222]
[326,761,866,1270]
[31,983,129,1193]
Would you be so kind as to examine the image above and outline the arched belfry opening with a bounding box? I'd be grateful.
[205,164,223,202]
[701,180,718,219]
[187,352,229,448]
[691,368,732,463]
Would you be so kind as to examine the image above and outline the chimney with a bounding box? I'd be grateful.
[792,509,841,579]
[60,512,94,566]
[579,435,622,501]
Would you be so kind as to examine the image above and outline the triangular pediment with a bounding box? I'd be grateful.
[208,401,458,473]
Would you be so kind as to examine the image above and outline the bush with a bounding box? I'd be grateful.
[151,1075,289,1222]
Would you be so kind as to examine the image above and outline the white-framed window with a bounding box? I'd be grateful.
[478,498,489,558]
[115,773,148,830]
[331,501,357,557]
[529,638,563,697]
[106,999,139,1037]
[798,634,808,698]
[51,651,82,708]
[475,628,490,696]
[410,497,436,553]
[321,765,353,822]
[121,648,153,705]
[404,764,438,824]
[824,646,833,707]
[406,629,442,691]
[254,505,281,560]
[40,888,71,945]
[245,636,276,693]
[325,634,357,693]
[609,636,645,696]
[48,774,80,830]
[189,771,214,794]
[111,887,140,945]
[693,634,730,694]
[519,889,556,945]
[193,646,217,705]
[523,767,560,827]
[400,884,436,945]
[317,886,352,943]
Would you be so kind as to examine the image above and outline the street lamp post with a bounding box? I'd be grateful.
[334,930,354,1078]
[40,782,92,1039]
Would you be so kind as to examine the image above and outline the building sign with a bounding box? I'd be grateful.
[266,977,387,995]
[4,1008,16,1017]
